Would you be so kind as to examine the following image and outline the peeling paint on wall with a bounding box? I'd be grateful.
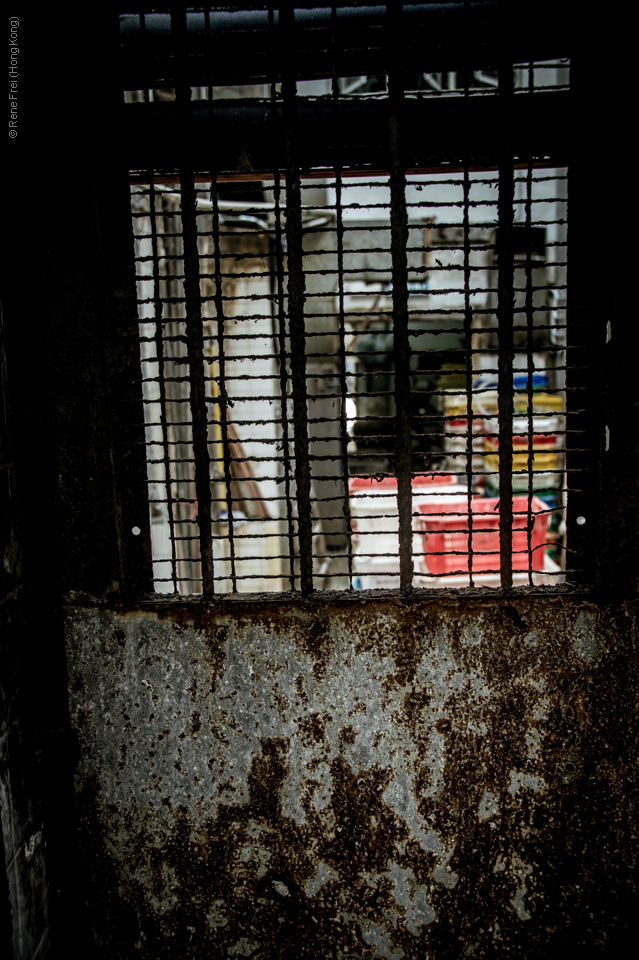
[64,598,638,958]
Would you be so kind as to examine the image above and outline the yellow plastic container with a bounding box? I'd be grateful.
[485,450,560,473]
[446,390,563,419]
[514,391,564,415]
[442,392,470,418]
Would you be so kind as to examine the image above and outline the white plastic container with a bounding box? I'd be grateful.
[444,417,485,472]
[350,474,468,586]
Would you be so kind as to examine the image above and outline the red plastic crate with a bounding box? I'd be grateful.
[349,473,457,493]
[417,495,549,575]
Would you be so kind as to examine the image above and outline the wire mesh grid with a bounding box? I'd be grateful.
[123,6,576,596]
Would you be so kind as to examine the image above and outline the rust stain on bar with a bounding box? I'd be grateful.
[172,7,214,597]
[130,161,563,187]
[178,168,215,596]
[524,156,536,586]
[462,162,475,586]
[281,9,313,595]
[148,178,179,592]
[332,51,355,589]
[272,161,297,592]
[497,61,515,591]
[388,63,413,593]
[210,179,238,591]
[203,9,236,590]
[269,6,297,592]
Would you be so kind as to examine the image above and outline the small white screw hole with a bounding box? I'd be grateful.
[132,526,141,536]
[576,516,586,526]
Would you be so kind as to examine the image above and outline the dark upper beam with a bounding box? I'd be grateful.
[121,90,570,174]
[119,3,571,90]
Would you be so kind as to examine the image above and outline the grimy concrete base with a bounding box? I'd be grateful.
[64,597,637,959]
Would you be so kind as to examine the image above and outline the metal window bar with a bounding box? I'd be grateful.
[331,4,355,592]
[173,6,215,596]
[525,57,536,586]
[387,6,414,595]
[130,166,576,592]
[203,9,240,594]
[497,57,515,591]
[269,6,297,592]
[281,12,314,597]
[148,177,179,592]
[460,20,475,588]
[125,5,575,596]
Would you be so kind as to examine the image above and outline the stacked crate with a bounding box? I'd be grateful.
[416,495,550,576]
[484,392,564,564]
[349,474,467,589]
[483,414,563,493]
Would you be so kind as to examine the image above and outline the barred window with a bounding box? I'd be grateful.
[121,6,579,596]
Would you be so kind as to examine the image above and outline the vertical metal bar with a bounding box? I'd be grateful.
[524,158,535,584]
[463,163,475,584]
[269,5,297,592]
[387,32,413,593]
[331,6,354,589]
[210,185,238,592]
[139,10,148,105]
[273,169,298,591]
[524,60,535,585]
[280,5,314,595]
[139,17,177,592]
[172,5,214,597]
[204,8,236,592]
[149,178,179,591]
[273,171,297,591]
[109,8,154,595]
[178,171,215,598]
[497,59,515,590]
[462,0,474,582]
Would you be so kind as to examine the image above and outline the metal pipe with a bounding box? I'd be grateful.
[122,5,502,37]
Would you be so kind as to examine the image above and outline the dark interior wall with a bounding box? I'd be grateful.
[1,302,50,959]
[566,41,636,595]
[2,10,126,957]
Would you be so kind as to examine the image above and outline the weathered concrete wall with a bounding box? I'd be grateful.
[64,597,638,958]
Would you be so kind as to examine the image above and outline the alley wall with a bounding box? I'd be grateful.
[63,595,638,959]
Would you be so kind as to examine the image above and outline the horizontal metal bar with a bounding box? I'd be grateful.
[120,91,570,171]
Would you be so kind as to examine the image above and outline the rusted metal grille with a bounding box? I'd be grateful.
[122,5,578,596]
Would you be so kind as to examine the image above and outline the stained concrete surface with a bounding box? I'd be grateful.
[64,597,638,958]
